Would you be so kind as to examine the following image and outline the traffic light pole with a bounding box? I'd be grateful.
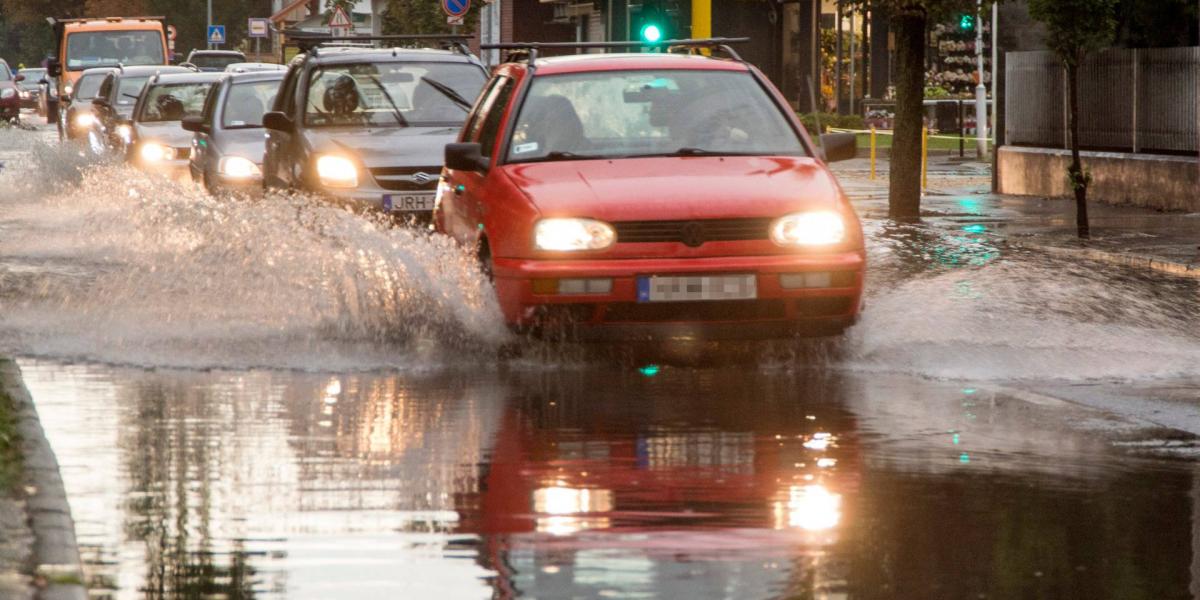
[975,0,988,158]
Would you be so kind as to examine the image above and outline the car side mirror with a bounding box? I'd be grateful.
[445,142,489,172]
[262,111,293,132]
[181,115,208,133]
[13,74,24,83]
[819,133,857,163]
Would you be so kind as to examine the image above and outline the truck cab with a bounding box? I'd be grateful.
[46,17,170,117]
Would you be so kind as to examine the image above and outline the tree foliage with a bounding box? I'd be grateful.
[1028,0,1116,66]
[381,0,481,36]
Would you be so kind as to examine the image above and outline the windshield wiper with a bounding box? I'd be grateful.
[421,77,473,111]
[366,74,409,128]
[523,150,611,163]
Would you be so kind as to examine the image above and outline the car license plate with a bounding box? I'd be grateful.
[383,192,435,212]
[637,274,757,303]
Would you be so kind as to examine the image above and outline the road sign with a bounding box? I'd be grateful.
[167,25,177,41]
[447,14,464,25]
[207,25,226,45]
[442,0,470,18]
[329,6,352,36]
[248,18,269,38]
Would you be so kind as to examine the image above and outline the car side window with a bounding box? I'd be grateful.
[275,66,299,116]
[463,76,501,141]
[475,77,515,158]
[97,75,113,101]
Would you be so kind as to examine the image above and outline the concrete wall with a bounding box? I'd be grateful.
[998,146,1200,212]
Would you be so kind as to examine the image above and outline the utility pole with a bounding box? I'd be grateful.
[974,0,988,158]
[849,6,857,116]
[836,1,843,114]
[207,0,213,49]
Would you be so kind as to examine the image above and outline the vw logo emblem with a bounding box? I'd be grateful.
[680,221,706,248]
[410,172,435,185]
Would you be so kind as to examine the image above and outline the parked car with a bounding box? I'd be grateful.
[16,67,45,110]
[262,41,488,222]
[58,67,114,140]
[0,59,23,122]
[435,42,864,340]
[87,65,192,155]
[184,70,284,193]
[224,62,287,73]
[185,50,246,72]
[127,71,225,177]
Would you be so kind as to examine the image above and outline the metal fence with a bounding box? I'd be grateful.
[1005,47,1199,154]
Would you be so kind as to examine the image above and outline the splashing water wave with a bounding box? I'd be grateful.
[0,130,507,370]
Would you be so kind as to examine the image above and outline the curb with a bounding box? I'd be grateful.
[0,360,86,600]
[1023,242,1200,279]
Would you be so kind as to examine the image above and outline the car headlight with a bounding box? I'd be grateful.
[63,84,73,96]
[0,88,14,99]
[140,142,171,162]
[115,123,132,143]
[770,211,846,247]
[534,218,616,252]
[73,112,95,128]
[19,90,30,99]
[219,156,261,178]
[316,155,358,188]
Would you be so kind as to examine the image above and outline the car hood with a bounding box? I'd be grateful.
[215,128,268,164]
[503,156,843,221]
[304,126,458,168]
[135,121,193,148]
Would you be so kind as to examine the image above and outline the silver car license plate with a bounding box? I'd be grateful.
[637,274,758,303]
[383,192,435,212]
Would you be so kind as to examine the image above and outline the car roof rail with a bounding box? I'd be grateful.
[280,31,476,57]
[481,37,751,69]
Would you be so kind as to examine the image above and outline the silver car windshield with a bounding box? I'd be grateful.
[304,62,485,128]
[222,80,281,129]
[139,82,214,122]
[507,70,806,163]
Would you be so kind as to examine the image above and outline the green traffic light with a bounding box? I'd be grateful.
[959,14,975,31]
[640,23,663,43]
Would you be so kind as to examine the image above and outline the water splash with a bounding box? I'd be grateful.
[0,131,508,370]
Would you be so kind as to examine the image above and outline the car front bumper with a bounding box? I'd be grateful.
[316,185,435,222]
[491,251,865,340]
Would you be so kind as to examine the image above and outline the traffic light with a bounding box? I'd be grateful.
[634,2,671,45]
[958,13,976,32]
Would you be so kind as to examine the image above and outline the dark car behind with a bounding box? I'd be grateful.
[58,67,114,140]
[0,60,22,122]
[16,67,45,110]
[87,65,192,155]
[185,50,246,72]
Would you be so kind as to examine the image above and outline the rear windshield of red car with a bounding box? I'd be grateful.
[507,69,807,163]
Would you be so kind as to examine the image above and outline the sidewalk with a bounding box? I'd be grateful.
[832,156,1200,278]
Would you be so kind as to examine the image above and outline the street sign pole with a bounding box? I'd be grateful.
[975,0,988,159]
[207,0,213,49]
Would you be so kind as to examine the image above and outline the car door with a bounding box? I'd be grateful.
[264,64,302,188]
[443,75,516,246]
[191,79,222,182]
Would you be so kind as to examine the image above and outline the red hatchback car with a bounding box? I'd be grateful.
[435,40,864,341]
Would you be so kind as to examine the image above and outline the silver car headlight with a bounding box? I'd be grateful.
[219,156,261,178]
[63,84,73,96]
[74,112,95,128]
[534,218,616,252]
[315,155,358,188]
[140,142,172,162]
[770,211,846,247]
[115,123,132,143]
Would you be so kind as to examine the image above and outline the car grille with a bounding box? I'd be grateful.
[612,218,772,246]
[369,166,441,192]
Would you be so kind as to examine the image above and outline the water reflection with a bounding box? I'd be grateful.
[19,362,1199,599]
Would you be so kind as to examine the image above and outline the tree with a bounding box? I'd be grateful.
[1028,0,1117,239]
[850,1,993,221]
[381,0,482,36]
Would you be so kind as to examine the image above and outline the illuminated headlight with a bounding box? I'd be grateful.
[770,211,846,247]
[219,156,261,179]
[140,142,171,162]
[73,112,95,128]
[115,123,132,143]
[315,155,358,188]
[63,84,73,96]
[0,88,14,99]
[19,90,29,99]
[534,218,616,252]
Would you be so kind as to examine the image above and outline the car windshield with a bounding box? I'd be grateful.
[507,70,807,163]
[0,63,10,80]
[66,31,164,71]
[18,69,45,88]
[304,62,485,128]
[116,76,150,105]
[75,73,106,99]
[139,82,214,122]
[222,79,281,129]
[191,54,243,70]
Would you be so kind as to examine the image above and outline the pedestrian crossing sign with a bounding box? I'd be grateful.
[207,25,226,45]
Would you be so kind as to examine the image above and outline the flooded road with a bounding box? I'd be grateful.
[3,126,1200,598]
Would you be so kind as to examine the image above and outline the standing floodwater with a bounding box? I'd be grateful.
[2,127,1200,598]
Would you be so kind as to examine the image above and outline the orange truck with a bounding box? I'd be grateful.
[46,16,170,118]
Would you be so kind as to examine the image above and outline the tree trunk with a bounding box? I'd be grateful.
[888,7,926,221]
[1066,61,1089,238]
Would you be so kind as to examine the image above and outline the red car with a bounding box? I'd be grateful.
[435,40,863,341]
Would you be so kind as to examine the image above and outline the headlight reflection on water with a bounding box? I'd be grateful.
[534,484,613,536]
[774,484,842,533]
